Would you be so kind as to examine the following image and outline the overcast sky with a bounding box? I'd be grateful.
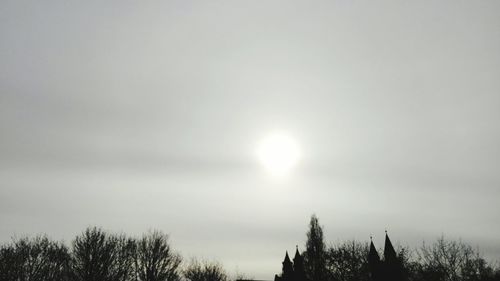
[1,0,500,279]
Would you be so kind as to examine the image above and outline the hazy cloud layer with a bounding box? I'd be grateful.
[1,1,500,278]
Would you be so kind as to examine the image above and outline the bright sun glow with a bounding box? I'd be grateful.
[257,133,301,177]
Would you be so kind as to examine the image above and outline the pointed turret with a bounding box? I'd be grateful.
[368,237,382,281]
[293,246,306,281]
[282,251,294,280]
[384,232,398,263]
[383,232,407,281]
[284,251,291,263]
[369,239,380,264]
[294,246,301,261]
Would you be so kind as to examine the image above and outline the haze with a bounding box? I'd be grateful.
[1,1,500,279]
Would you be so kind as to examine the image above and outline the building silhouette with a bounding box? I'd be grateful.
[368,233,408,281]
[274,233,407,281]
[275,247,309,281]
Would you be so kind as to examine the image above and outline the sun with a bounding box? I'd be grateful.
[256,133,301,177]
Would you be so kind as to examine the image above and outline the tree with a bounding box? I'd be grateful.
[135,230,182,281]
[0,242,23,281]
[0,236,71,281]
[326,240,370,281]
[234,270,254,281]
[112,234,137,281]
[71,227,135,281]
[304,214,327,281]
[184,259,228,281]
[412,236,500,281]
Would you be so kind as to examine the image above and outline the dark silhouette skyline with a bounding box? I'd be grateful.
[1,216,499,281]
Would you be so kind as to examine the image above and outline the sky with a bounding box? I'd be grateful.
[1,0,500,279]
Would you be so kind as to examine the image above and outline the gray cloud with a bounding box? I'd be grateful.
[1,0,500,278]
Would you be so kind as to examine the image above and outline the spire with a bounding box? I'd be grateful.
[294,245,301,260]
[369,240,380,263]
[284,251,291,263]
[282,251,294,279]
[384,232,397,262]
[368,239,381,281]
[293,246,306,281]
[383,233,407,281]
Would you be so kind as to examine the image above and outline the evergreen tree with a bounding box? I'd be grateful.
[304,215,327,281]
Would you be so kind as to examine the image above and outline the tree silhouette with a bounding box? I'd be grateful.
[71,227,134,281]
[304,214,327,281]
[412,236,499,281]
[135,230,182,281]
[112,235,137,281]
[184,259,229,281]
[1,224,500,281]
[0,243,19,280]
[0,236,70,281]
[326,240,370,281]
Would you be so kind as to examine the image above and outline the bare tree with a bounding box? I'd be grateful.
[184,259,228,281]
[0,242,23,281]
[113,234,137,281]
[234,270,254,281]
[135,230,182,281]
[71,227,135,281]
[0,236,70,281]
[326,240,370,281]
[414,236,499,281]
